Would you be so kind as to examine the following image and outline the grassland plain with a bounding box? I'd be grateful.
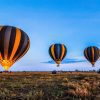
[0,71,99,100]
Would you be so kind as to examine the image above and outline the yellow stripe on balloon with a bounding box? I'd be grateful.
[10,28,21,60]
[91,47,94,62]
[60,44,65,60]
[51,45,56,60]
[85,49,89,60]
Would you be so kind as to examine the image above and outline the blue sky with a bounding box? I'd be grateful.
[0,0,100,71]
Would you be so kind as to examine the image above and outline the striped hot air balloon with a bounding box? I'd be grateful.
[0,26,30,71]
[49,44,67,66]
[84,46,100,66]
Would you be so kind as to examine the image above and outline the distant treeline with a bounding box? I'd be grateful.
[0,69,100,74]
[52,69,100,74]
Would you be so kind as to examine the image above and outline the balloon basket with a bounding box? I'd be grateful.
[57,64,60,67]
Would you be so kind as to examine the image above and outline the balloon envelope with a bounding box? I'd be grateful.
[0,26,30,71]
[84,46,100,66]
[49,44,67,66]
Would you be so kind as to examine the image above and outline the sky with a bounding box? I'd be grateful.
[0,0,100,71]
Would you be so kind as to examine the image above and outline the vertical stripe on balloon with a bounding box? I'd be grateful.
[51,45,56,60]
[60,44,65,60]
[9,28,21,60]
[4,27,12,60]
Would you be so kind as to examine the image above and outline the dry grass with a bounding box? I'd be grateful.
[0,71,100,100]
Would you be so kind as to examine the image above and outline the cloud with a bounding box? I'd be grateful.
[42,58,86,64]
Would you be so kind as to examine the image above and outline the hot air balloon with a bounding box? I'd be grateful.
[0,26,30,71]
[84,46,100,66]
[49,44,67,66]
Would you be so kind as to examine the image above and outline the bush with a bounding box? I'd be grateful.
[52,70,57,74]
